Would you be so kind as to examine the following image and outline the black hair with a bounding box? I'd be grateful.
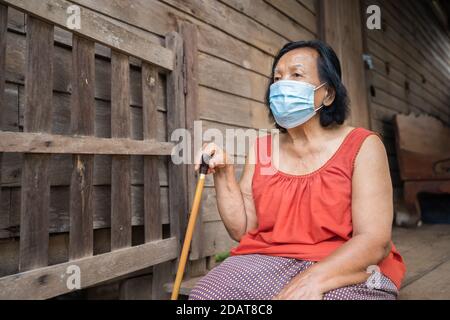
[265,40,350,132]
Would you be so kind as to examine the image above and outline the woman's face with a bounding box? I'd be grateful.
[273,47,333,108]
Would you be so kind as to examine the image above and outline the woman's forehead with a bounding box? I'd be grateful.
[275,48,318,70]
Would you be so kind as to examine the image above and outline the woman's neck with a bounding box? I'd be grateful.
[285,117,324,145]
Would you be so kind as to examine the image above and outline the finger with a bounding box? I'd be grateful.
[194,144,211,167]
[204,142,218,157]
[215,162,226,168]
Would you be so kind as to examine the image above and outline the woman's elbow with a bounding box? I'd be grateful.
[230,232,244,242]
[382,240,392,259]
[229,226,246,242]
[373,238,392,261]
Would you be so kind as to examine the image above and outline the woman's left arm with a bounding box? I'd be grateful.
[273,134,394,300]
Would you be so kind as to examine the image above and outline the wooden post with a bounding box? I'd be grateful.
[69,35,95,260]
[319,0,371,128]
[166,31,187,250]
[179,22,204,262]
[19,17,53,271]
[0,4,7,217]
[111,51,132,250]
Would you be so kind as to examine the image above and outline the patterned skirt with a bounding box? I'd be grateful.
[188,254,398,300]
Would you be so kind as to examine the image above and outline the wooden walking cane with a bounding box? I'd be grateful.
[171,153,211,300]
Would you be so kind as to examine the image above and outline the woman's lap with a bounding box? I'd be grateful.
[188,254,398,300]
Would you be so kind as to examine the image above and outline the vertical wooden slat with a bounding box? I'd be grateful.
[111,51,131,250]
[69,35,95,260]
[133,62,165,300]
[142,63,162,243]
[151,31,186,299]
[179,22,203,261]
[0,4,7,217]
[19,17,53,271]
[165,31,187,249]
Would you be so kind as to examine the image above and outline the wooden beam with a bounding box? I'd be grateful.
[0,131,174,155]
[3,0,174,70]
[111,51,132,250]
[0,237,178,300]
[19,17,53,272]
[69,35,95,260]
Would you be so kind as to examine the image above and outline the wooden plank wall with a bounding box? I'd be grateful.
[0,9,171,268]
[64,0,318,266]
[361,0,450,208]
[0,0,187,300]
[0,0,319,297]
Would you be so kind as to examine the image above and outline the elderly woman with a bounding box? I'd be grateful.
[189,40,406,300]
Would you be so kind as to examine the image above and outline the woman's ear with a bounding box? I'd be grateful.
[323,87,336,106]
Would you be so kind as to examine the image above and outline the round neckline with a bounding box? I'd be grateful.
[270,127,359,178]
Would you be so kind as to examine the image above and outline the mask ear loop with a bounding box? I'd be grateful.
[313,82,327,91]
[314,82,328,111]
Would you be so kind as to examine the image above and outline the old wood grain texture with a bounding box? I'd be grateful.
[119,274,153,300]
[179,22,204,261]
[19,17,53,272]
[165,31,186,247]
[119,62,164,300]
[0,181,226,241]
[319,0,370,128]
[223,0,316,38]
[142,63,162,243]
[364,0,450,122]
[2,0,174,70]
[69,35,95,260]
[0,131,174,155]
[0,237,178,299]
[364,19,448,119]
[269,0,317,34]
[298,0,317,13]
[152,31,187,300]
[71,0,274,77]
[0,4,7,220]
[111,51,132,250]
[4,30,166,108]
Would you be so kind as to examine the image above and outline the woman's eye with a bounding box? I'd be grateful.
[294,73,302,77]
[273,77,281,82]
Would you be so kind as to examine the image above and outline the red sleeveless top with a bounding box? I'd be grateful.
[230,127,406,289]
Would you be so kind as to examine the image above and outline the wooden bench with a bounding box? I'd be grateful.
[394,113,450,226]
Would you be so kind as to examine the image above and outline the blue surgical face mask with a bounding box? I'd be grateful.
[269,80,327,129]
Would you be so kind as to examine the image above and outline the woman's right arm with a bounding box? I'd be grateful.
[195,140,258,242]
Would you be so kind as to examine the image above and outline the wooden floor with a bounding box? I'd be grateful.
[394,224,450,300]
